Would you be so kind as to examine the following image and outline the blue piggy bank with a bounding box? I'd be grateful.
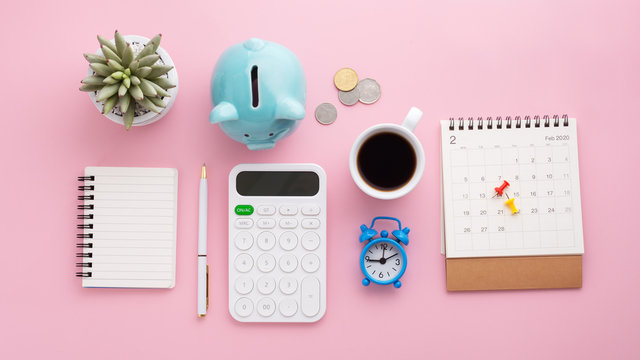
[209,38,306,150]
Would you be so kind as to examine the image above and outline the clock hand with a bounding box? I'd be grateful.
[382,246,386,260]
[384,253,399,261]
[365,256,381,262]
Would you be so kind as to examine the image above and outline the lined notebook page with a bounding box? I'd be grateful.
[81,167,178,288]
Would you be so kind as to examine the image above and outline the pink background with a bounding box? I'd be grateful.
[2,0,639,358]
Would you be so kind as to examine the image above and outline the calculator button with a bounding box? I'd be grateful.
[301,253,320,273]
[279,254,298,273]
[234,254,253,273]
[279,276,298,295]
[257,205,276,216]
[234,276,254,295]
[234,205,254,216]
[301,204,320,216]
[234,231,254,250]
[301,232,320,251]
[257,231,276,250]
[257,254,276,273]
[235,218,253,229]
[257,218,276,229]
[279,218,298,229]
[279,298,298,317]
[301,218,320,229]
[301,276,321,317]
[279,231,298,251]
[235,297,253,317]
[279,205,298,216]
[257,276,276,295]
[257,298,276,317]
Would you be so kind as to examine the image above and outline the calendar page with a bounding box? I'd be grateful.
[440,117,584,258]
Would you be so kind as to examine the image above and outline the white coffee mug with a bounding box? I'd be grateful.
[349,107,425,200]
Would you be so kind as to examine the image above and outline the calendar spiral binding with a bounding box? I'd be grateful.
[448,114,569,131]
[76,175,95,278]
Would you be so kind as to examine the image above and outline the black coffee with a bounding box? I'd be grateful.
[357,132,417,191]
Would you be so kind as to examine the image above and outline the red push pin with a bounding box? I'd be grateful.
[494,180,510,197]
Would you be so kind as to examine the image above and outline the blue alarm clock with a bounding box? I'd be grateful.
[209,38,306,150]
[359,217,410,288]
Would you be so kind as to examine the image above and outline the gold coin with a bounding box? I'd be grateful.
[334,68,358,92]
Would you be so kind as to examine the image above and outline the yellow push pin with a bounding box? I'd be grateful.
[505,197,519,214]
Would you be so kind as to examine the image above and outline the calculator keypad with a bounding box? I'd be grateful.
[229,202,324,322]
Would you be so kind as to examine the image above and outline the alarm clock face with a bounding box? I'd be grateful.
[361,239,407,285]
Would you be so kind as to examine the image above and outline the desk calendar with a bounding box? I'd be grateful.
[441,116,584,260]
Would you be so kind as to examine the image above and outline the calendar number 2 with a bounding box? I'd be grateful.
[450,136,456,144]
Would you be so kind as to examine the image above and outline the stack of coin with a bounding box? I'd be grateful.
[334,68,381,106]
[314,67,382,125]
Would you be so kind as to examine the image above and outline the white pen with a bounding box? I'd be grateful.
[197,163,209,317]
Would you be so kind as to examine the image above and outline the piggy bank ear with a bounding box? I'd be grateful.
[210,102,239,124]
[275,98,305,120]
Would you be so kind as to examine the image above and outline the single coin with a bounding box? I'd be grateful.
[338,88,360,106]
[315,103,338,125]
[334,68,359,91]
[357,78,381,104]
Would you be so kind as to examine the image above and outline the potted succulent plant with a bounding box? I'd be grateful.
[80,31,178,130]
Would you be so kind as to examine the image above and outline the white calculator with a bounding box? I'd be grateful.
[228,164,327,322]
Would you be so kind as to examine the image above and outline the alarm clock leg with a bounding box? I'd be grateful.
[394,281,402,288]
[362,278,370,286]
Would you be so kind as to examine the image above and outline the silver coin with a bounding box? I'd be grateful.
[357,78,381,104]
[315,103,338,125]
[338,88,360,106]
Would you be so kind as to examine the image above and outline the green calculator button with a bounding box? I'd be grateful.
[235,205,254,215]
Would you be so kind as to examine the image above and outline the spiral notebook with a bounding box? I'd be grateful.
[76,167,178,288]
[441,115,584,290]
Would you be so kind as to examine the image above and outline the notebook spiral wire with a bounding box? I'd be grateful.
[448,114,569,131]
[76,175,95,278]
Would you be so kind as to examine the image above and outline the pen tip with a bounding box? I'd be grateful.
[201,164,207,179]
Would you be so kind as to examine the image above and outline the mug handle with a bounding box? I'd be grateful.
[401,107,423,132]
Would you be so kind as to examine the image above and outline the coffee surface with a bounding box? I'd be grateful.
[357,132,417,191]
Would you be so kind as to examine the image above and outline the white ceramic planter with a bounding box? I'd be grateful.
[87,35,179,127]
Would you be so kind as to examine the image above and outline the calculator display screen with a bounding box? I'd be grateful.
[236,171,319,196]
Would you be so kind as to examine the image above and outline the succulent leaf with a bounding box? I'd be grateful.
[123,104,135,130]
[134,66,153,78]
[103,76,119,85]
[118,83,128,97]
[90,63,113,77]
[148,34,162,53]
[123,76,131,88]
[130,75,141,86]
[135,41,156,60]
[119,92,131,113]
[129,84,144,100]
[84,53,107,64]
[102,94,118,114]
[101,45,122,63]
[114,31,127,55]
[97,35,117,54]
[137,97,162,113]
[82,75,106,85]
[96,83,120,101]
[79,84,103,92]
[128,60,140,73]
[148,95,167,108]
[148,65,173,78]
[149,77,176,89]
[138,54,160,68]
[138,78,158,97]
[106,59,124,71]
[110,71,124,79]
[121,43,134,68]
[146,79,170,97]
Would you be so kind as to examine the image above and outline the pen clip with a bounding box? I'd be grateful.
[206,264,209,310]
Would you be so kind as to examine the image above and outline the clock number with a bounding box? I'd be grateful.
[379,272,384,279]
[395,259,401,266]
